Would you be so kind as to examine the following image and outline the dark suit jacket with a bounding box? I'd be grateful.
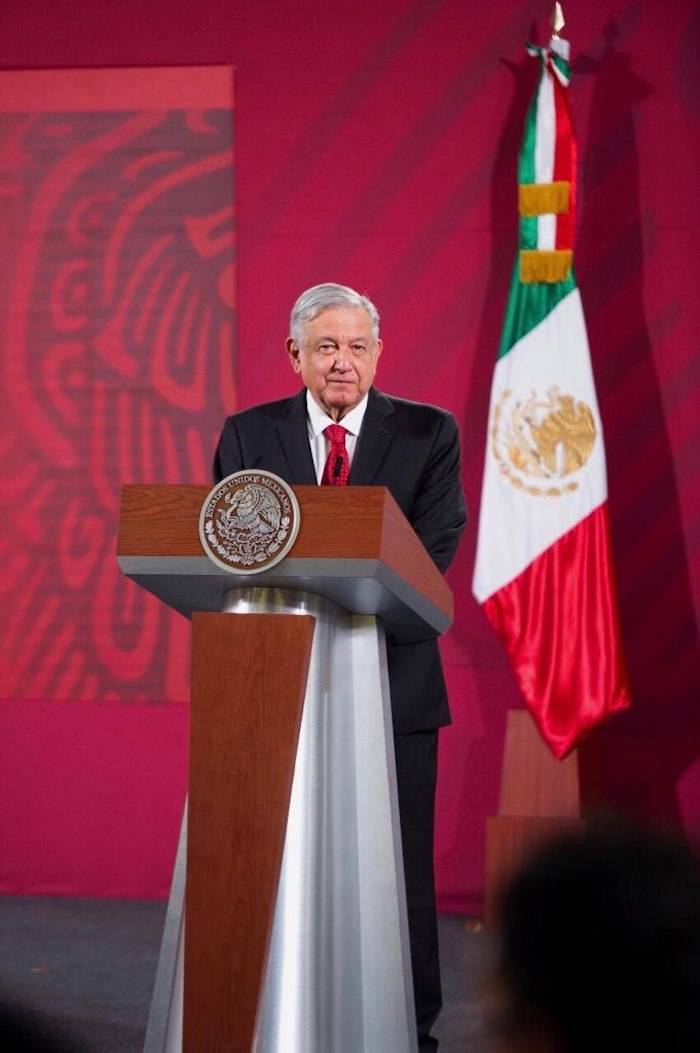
[213,386,466,733]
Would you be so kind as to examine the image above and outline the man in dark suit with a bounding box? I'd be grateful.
[214,283,466,1052]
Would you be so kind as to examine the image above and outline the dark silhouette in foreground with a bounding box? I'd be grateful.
[489,818,700,1053]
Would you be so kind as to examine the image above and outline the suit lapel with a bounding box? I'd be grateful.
[349,388,395,485]
[275,390,317,484]
[274,387,396,486]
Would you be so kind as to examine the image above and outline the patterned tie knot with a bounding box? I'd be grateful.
[325,424,347,447]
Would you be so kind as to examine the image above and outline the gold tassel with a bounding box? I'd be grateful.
[519,249,573,283]
[519,181,570,216]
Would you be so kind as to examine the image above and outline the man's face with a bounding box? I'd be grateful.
[286,306,382,421]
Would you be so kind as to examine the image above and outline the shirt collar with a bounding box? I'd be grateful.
[305,390,369,438]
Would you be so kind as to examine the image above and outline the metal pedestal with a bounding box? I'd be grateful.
[145,588,417,1053]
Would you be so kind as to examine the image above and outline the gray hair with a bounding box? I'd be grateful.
[289,283,380,347]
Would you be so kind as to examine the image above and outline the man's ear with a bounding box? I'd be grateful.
[286,337,302,373]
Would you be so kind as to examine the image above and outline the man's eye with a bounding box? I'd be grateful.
[352,344,368,354]
[317,344,335,354]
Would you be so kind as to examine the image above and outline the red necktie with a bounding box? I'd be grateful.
[321,424,350,486]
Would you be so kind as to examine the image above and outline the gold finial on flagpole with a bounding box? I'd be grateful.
[550,2,569,59]
[551,2,565,38]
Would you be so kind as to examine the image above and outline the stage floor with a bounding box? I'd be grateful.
[1,897,498,1051]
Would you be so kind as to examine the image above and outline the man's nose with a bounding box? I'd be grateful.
[332,345,353,369]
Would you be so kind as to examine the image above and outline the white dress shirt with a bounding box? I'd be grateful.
[305,391,369,483]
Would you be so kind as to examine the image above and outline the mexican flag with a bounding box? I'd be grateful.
[472,32,631,759]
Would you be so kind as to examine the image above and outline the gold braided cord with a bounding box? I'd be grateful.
[519,249,573,283]
[518,181,570,216]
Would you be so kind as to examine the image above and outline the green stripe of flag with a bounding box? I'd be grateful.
[497,261,576,359]
[518,80,539,251]
[550,52,571,83]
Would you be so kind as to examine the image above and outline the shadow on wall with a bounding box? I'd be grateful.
[575,14,700,829]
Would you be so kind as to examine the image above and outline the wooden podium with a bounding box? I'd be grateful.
[117,484,453,1053]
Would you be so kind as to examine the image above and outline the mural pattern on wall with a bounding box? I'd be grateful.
[0,68,236,703]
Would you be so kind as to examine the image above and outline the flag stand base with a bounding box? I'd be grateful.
[483,709,602,924]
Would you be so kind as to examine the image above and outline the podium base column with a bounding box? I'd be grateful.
[147,588,417,1053]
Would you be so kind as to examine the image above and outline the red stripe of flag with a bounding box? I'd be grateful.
[553,71,576,252]
[483,503,630,758]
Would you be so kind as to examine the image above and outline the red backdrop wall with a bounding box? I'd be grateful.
[1,0,699,912]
